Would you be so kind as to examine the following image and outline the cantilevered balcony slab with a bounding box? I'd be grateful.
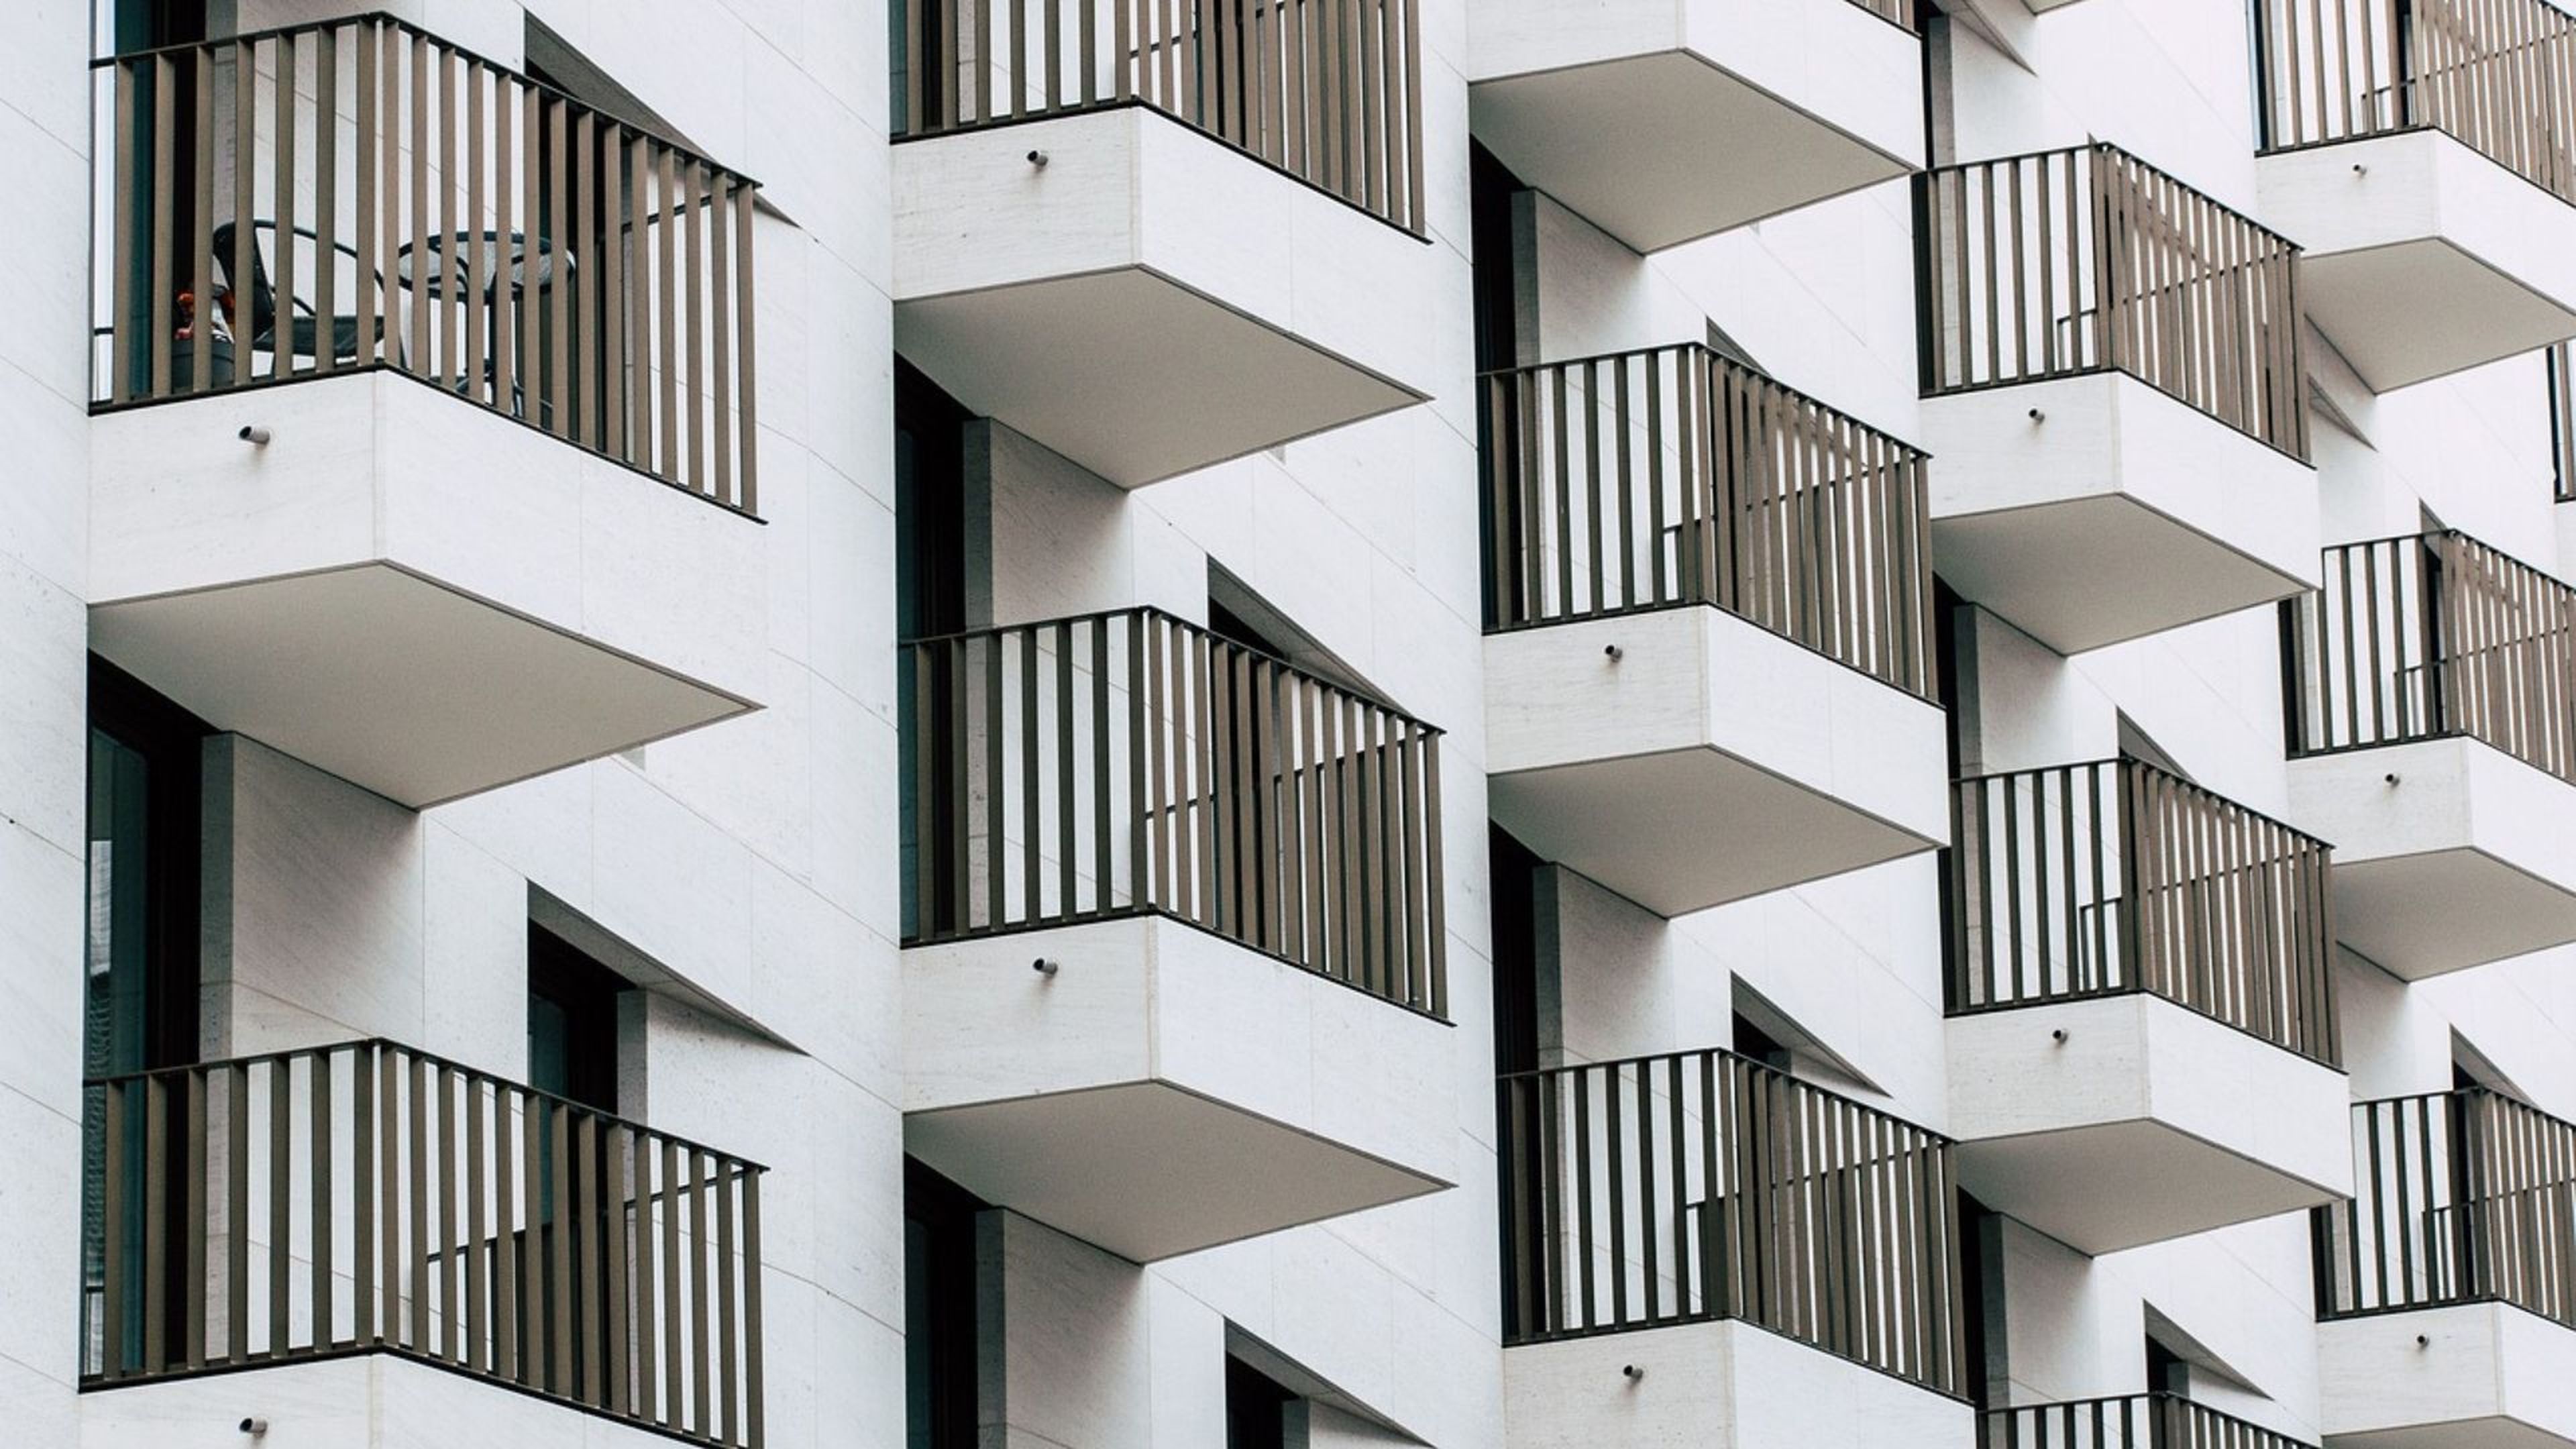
[2288,738,2576,979]
[1504,1318,1974,1448]
[892,107,1432,487]
[87,373,763,808]
[1485,606,1948,917]
[2318,1303,2576,1447]
[1947,995,2350,1255]
[2257,130,2576,392]
[902,914,1454,1263]
[1466,0,1923,251]
[1921,372,2320,654]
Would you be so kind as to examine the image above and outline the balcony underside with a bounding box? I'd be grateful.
[1504,1318,1972,1448]
[1922,374,2318,653]
[2332,849,2576,981]
[1960,1118,2339,1256]
[1947,996,2349,1254]
[1469,46,1916,251]
[896,266,1419,487]
[2322,1305,2576,1448]
[902,914,1453,1262]
[892,107,1432,487]
[1484,608,1947,916]
[2257,131,2576,391]
[2289,740,2576,978]
[87,374,763,808]
[1491,747,1935,917]
[2300,237,2576,394]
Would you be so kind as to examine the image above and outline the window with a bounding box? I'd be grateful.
[1224,1354,1297,1449]
[83,656,210,1374]
[1490,826,1544,1077]
[898,360,973,941]
[1731,1012,1793,1074]
[906,1158,984,1449]
[527,923,627,1114]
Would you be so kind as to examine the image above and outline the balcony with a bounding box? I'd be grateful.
[81,1040,764,1447]
[1917,144,2318,653]
[2253,0,2576,390]
[1467,0,1923,252]
[2283,532,2576,978]
[1985,1395,2316,1448]
[1942,759,2349,1255]
[88,17,765,808]
[2315,1088,2576,1447]
[890,0,1433,487]
[1497,1050,1974,1447]
[1480,345,1948,917]
[899,608,1453,1261]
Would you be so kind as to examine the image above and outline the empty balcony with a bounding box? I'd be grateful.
[2253,0,2576,390]
[899,608,1454,1261]
[890,0,1434,486]
[1917,144,2319,653]
[1985,1394,2316,1449]
[1497,1049,1974,1447]
[1467,0,1923,251]
[2283,531,2576,978]
[1481,345,1949,917]
[89,17,765,808]
[2315,1088,2576,1447]
[1942,759,2350,1255]
[82,1039,764,1447]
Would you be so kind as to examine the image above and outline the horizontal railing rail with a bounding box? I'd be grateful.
[1984,1392,2317,1448]
[2283,530,2576,784]
[95,13,759,512]
[2255,0,2576,205]
[1496,1048,1966,1397]
[2316,1087,2576,1330]
[1917,143,2308,460]
[1944,757,2339,1067]
[1479,343,1937,699]
[892,0,1427,233]
[903,606,1446,1016]
[80,1038,763,1446]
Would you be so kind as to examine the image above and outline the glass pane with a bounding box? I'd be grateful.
[82,726,152,1376]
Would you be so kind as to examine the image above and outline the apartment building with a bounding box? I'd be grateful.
[12,0,2576,1445]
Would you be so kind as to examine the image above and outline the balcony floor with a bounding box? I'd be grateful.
[1485,606,1947,916]
[2288,739,2576,978]
[902,914,1454,1261]
[87,374,764,808]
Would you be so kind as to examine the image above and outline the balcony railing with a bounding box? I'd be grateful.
[1847,0,1920,29]
[1944,758,2339,1067]
[80,1039,765,1447]
[902,607,1446,1016]
[1984,1393,2316,1449]
[891,0,1427,233]
[2284,531,2576,784]
[1479,343,1937,698]
[1496,1049,1967,1398]
[2255,0,2576,206]
[1917,144,2308,461]
[95,15,761,513]
[2316,1087,2576,1329]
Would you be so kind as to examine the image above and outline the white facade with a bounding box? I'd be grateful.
[13,0,2576,1448]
